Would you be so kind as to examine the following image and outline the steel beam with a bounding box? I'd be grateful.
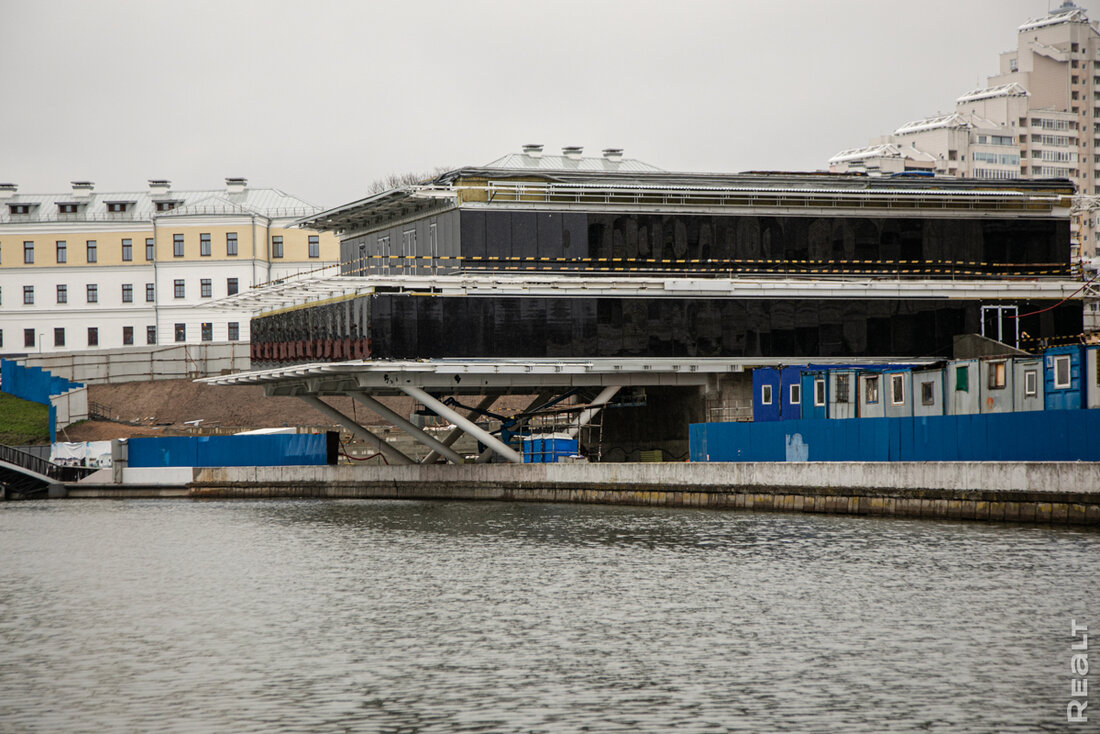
[350,392,464,464]
[298,395,413,465]
[399,386,524,464]
[474,391,556,464]
[564,385,622,439]
[422,394,498,464]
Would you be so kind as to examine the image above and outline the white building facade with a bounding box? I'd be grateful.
[0,179,339,355]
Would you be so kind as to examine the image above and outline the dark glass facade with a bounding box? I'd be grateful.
[457,212,1070,276]
[250,294,1082,367]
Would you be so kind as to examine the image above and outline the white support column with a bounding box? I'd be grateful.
[422,394,498,464]
[399,385,524,464]
[564,385,621,439]
[350,392,465,465]
[298,395,414,465]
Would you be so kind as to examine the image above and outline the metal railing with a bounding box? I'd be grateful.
[0,443,95,483]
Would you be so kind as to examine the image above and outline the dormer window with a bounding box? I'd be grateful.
[8,203,33,215]
[155,200,180,212]
[105,201,130,213]
[57,203,79,214]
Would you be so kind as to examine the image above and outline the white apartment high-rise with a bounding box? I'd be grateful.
[830,1,1100,262]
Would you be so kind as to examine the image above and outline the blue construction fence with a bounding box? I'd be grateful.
[0,359,84,442]
[127,432,339,468]
[690,410,1100,462]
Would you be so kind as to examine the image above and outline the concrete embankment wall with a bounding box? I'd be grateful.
[169,462,1100,525]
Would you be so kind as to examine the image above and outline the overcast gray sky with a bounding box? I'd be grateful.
[1,0,1089,207]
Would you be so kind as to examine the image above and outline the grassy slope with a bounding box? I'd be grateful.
[0,393,50,445]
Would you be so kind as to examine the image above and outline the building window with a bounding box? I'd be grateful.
[54,327,65,347]
[835,374,850,403]
[227,321,240,341]
[56,284,67,303]
[145,283,155,302]
[121,238,132,261]
[760,384,773,405]
[814,377,826,407]
[9,204,32,215]
[955,365,969,392]
[988,362,1007,390]
[86,284,98,303]
[200,233,211,257]
[23,285,33,304]
[145,237,155,261]
[23,241,33,264]
[1054,355,1072,389]
[200,279,212,298]
[226,232,238,256]
[56,240,66,263]
[271,236,284,259]
[86,240,97,263]
[146,326,157,345]
[308,235,320,258]
[865,375,879,404]
[201,322,213,342]
[921,381,935,406]
[174,280,185,299]
[122,326,133,345]
[105,202,128,213]
[1022,369,1036,398]
[86,327,98,346]
[174,323,186,342]
[24,329,34,348]
[58,203,78,214]
[155,200,178,212]
[122,283,133,303]
[890,374,905,405]
[789,383,800,405]
[173,234,184,257]
[227,277,239,296]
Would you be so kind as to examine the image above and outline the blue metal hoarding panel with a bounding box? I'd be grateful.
[128,434,331,468]
[691,410,1100,462]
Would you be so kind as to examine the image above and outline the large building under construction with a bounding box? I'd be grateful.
[208,146,1088,462]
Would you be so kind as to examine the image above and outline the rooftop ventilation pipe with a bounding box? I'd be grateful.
[0,183,16,200]
[71,181,94,198]
[225,177,247,194]
[522,144,544,159]
[148,179,171,196]
[602,148,624,162]
[562,146,583,160]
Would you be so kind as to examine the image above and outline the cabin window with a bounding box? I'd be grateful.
[955,365,969,392]
[814,378,826,407]
[865,376,879,404]
[835,374,850,403]
[1024,369,1038,397]
[890,374,905,405]
[761,384,773,405]
[789,384,801,405]
[988,362,1007,390]
[1054,355,1072,389]
[921,381,935,406]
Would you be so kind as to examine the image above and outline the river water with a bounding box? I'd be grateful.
[1,499,1096,732]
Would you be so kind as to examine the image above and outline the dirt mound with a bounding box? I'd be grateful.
[63,378,537,443]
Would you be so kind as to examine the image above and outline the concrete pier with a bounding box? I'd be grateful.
[67,462,1093,526]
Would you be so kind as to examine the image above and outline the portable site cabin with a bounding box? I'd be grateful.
[800,369,829,420]
[911,367,945,417]
[1013,357,1044,413]
[979,356,1015,414]
[779,366,803,421]
[858,372,885,418]
[883,370,912,418]
[946,359,980,415]
[829,369,859,419]
[1086,345,1100,410]
[1045,345,1084,411]
[752,368,781,422]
